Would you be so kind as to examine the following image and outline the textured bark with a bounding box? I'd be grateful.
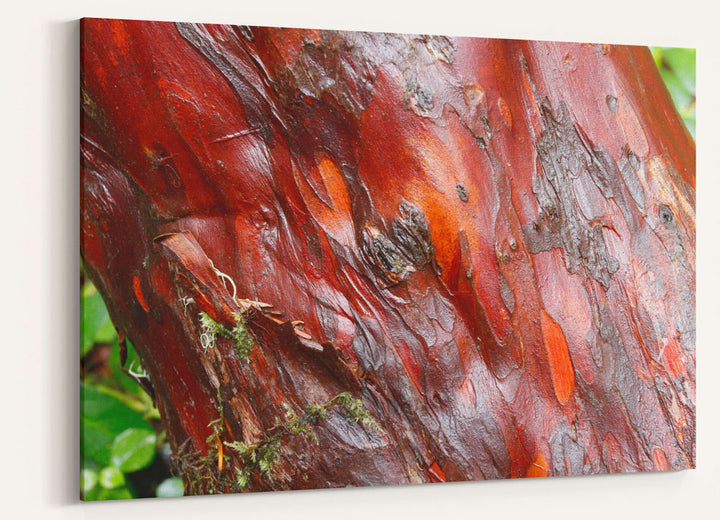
[80,18,696,492]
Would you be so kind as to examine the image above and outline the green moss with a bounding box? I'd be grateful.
[174,390,379,494]
[331,392,378,427]
[230,313,254,361]
[206,388,225,450]
[225,392,379,491]
[198,311,254,361]
[172,389,230,495]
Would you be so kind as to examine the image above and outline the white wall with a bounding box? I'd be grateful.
[2,1,717,519]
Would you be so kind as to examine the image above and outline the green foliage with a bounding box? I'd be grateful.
[156,477,185,498]
[81,385,161,500]
[99,465,126,489]
[82,453,134,501]
[87,486,134,501]
[81,283,115,356]
[80,468,98,494]
[81,279,178,500]
[111,428,157,473]
[80,382,153,466]
[651,47,696,138]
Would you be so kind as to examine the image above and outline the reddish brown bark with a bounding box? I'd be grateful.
[80,18,695,492]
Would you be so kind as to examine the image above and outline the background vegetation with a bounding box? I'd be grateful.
[651,47,696,137]
[80,264,182,500]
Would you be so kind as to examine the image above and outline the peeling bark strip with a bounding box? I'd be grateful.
[80,18,696,494]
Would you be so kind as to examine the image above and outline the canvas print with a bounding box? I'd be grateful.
[80,18,696,499]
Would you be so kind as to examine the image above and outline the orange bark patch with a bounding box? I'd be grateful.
[133,275,149,312]
[428,461,447,482]
[652,447,670,471]
[535,250,594,385]
[661,335,686,379]
[294,153,355,248]
[616,93,649,157]
[217,435,224,471]
[525,452,549,478]
[498,97,512,130]
[540,309,575,405]
[316,153,352,214]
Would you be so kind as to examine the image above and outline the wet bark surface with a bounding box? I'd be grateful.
[80,19,696,492]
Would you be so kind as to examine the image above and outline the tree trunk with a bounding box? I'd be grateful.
[80,18,696,493]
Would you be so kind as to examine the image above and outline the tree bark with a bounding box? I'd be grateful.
[80,18,696,492]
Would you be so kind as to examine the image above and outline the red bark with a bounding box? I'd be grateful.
[80,18,695,492]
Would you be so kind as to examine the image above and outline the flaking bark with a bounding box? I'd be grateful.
[81,19,695,492]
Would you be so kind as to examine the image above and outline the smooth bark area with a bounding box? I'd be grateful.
[81,19,695,492]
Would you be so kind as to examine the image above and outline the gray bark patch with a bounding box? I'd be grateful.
[525,101,619,289]
[361,200,436,286]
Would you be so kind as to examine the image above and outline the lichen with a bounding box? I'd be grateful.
[199,312,221,351]
[198,311,254,361]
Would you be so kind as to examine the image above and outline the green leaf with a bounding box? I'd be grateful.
[650,47,664,68]
[82,486,100,501]
[80,469,98,494]
[99,465,125,489]
[662,48,695,95]
[651,46,696,139]
[683,117,696,137]
[92,486,134,501]
[81,455,99,473]
[81,382,152,466]
[156,477,184,498]
[658,67,693,112]
[95,319,117,345]
[81,282,114,356]
[110,428,157,473]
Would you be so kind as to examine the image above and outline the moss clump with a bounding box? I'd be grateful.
[230,312,253,360]
[331,392,378,427]
[174,391,379,494]
[225,392,379,490]
[172,389,231,495]
[198,311,254,361]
